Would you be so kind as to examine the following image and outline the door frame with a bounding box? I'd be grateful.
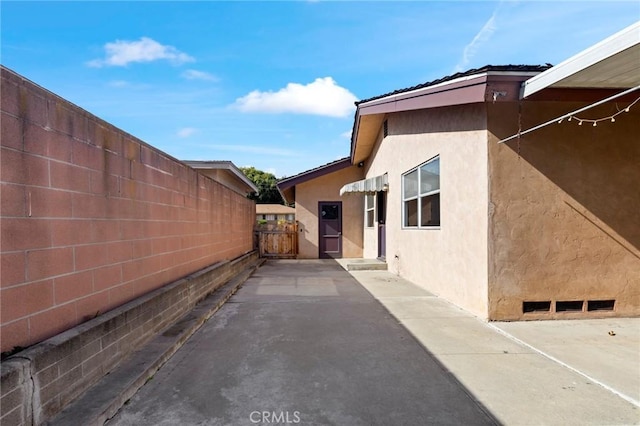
[376,191,387,260]
[318,201,342,259]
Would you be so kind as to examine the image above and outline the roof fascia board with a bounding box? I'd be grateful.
[277,158,351,192]
[358,72,540,116]
[224,162,259,193]
[358,74,489,110]
[522,22,640,98]
[185,160,258,193]
[358,82,487,116]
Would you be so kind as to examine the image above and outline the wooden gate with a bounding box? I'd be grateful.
[255,223,298,258]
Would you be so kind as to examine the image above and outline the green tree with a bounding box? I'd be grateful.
[240,166,284,204]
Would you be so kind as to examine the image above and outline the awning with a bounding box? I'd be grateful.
[340,173,388,195]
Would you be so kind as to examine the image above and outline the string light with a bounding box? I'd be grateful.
[559,96,640,127]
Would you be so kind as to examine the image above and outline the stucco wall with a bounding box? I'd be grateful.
[363,105,490,318]
[487,100,640,320]
[295,166,364,259]
[0,67,255,352]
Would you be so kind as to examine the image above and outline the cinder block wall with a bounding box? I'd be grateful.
[0,66,254,353]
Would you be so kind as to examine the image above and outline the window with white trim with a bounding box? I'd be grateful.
[402,156,440,228]
[365,194,375,228]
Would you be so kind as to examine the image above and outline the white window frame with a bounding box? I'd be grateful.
[402,156,440,229]
[365,194,375,228]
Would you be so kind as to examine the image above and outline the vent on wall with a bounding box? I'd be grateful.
[383,120,388,137]
[522,299,616,314]
[587,300,615,311]
[556,301,584,312]
[523,301,551,313]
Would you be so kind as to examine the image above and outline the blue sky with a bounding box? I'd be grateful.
[2,1,638,178]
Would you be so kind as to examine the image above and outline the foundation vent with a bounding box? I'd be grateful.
[587,300,615,311]
[523,301,551,313]
[556,301,584,312]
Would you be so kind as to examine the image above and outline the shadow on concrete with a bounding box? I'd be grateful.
[107,259,500,426]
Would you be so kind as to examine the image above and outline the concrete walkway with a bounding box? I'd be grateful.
[340,261,639,426]
[107,260,498,425]
[108,260,639,426]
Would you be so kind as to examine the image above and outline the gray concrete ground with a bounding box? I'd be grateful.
[108,260,639,426]
[107,260,498,426]
[340,262,639,426]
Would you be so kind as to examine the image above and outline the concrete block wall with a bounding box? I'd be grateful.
[0,66,255,353]
[0,252,259,425]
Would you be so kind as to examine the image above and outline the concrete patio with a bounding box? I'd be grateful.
[337,260,639,425]
[56,260,638,425]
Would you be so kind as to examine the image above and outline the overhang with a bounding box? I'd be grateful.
[183,160,258,195]
[522,22,640,98]
[276,157,351,205]
[350,66,547,165]
[339,173,388,196]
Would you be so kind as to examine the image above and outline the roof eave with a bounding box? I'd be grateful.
[351,71,538,164]
[522,22,640,98]
[184,160,259,194]
[276,158,352,204]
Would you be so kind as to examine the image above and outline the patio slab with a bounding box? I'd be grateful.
[107,260,498,426]
[347,267,640,425]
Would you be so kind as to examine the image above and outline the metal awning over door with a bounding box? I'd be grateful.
[340,173,388,196]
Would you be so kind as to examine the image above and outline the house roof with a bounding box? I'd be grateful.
[183,160,258,195]
[255,204,295,215]
[350,65,550,164]
[499,22,640,143]
[276,157,351,204]
[522,22,640,98]
[356,65,550,106]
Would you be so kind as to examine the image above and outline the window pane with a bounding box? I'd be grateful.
[420,193,440,226]
[404,199,418,227]
[365,194,374,209]
[366,210,374,227]
[420,158,439,194]
[403,170,418,199]
[321,204,339,220]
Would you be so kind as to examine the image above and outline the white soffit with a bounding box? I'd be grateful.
[522,22,640,98]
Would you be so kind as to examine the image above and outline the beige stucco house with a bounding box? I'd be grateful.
[278,23,639,321]
[278,158,364,259]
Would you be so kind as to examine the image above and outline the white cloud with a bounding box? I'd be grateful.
[106,80,150,90]
[177,127,198,138]
[204,144,299,157]
[341,130,352,139]
[108,80,130,88]
[454,9,499,72]
[88,37,194,67]
[182,69,218,81]
[233,77,357,117]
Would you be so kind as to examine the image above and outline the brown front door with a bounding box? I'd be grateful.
[318,202,342,258]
